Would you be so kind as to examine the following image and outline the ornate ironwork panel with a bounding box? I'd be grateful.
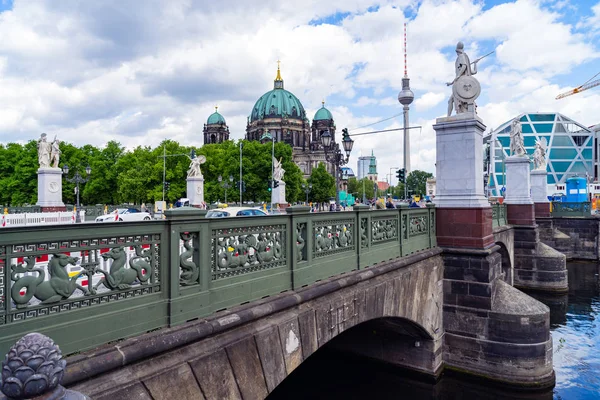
[371,217,398,244]
[7,234,161,324]
[296,223,307,262]
[211,224,286,280]
[409,215,429,236]
[313,219,354,257]
[179,233,199,286]
[360,218,368,248]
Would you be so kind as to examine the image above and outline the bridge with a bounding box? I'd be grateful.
[0,199,582,399]
[4,113,600,399]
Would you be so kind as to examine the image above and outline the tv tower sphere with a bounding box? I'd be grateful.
[398,77,414,106]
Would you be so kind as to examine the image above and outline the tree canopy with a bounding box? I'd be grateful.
[308,163,335,203]
[406,170,434,197]
[0,139,306,206]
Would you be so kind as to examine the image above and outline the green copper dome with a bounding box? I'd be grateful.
[313,103,333,121]
[207,108,226,125]
[250,66,307,122]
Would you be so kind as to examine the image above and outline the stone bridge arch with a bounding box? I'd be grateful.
[493,226,514,285]
[68,250,444,400]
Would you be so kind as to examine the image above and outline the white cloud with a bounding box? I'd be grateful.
[415,92,445,111]
[0,0,596,186]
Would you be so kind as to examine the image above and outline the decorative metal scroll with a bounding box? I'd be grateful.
[6,235,161,323]
[360,218,368,248]
[180,232,199,286]
[296,223,306,262]
[211,224,286,280]
[313,219,354,257]
[371,217,398,243]
[409,215,428,236]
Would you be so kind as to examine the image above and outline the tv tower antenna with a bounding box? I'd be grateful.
[398,22,414,199]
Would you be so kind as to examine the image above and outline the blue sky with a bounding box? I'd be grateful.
[0,0,597,185]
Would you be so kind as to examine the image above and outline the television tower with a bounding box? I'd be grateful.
[398,22,414,198]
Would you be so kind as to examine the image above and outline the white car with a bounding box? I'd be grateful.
[206,207,268,218]
[95,208,152,222]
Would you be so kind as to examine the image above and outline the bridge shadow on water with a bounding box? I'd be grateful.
[267,317,553,400]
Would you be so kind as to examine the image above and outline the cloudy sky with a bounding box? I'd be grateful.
[0,0,599,186]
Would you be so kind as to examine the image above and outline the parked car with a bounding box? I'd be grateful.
[205,207,268,218]
[95,208,152,222]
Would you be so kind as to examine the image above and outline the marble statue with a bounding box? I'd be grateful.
[187,154,206,178]
[510,119,527,157]
[273,156,285,181]
[446,42,483,117]
[533,137,548,170]
[37,133,52,168]
[50,136,61,168]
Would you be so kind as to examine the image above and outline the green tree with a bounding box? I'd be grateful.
[406,170,434,197]
[308,162,335,203]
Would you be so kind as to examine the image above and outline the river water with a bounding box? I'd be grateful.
[268,262,600,399]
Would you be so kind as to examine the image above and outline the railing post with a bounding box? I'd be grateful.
[164,207,207,325]
[353,204,370,269]
[427,203,436,248]
[398,203,409,256]
[285,205,311,289]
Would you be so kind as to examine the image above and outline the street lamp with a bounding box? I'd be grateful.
[321,128,354,211]
[62,164,91,223]
[301,183,312,204]
[218,174,233,204]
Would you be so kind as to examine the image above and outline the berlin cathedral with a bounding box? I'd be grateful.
[203,64,336,178]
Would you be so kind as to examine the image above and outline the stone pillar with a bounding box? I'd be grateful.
[504,156,567,293]
[435,112,555,388]
[36,167,66,212]
[531,169,550,218]
[186,176,205,208]
[433,113,493,249]
[271,180,286,206]
[504,156,534,225]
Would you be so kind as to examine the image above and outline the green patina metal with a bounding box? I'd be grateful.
[492,204,508,228]
[0,205,437,357]
[551,201,591,217]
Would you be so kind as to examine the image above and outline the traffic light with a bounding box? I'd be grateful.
[164,181,170,191]
[268,180,273,192]
[397,168,406,183]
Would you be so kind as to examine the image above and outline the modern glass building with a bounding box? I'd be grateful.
[484,113,595,196]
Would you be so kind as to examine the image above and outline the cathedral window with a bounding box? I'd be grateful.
[270,105,277,115]
[291,107,297,117]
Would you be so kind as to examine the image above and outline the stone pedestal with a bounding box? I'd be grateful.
[503,157,567,292]
[435,112,555,388]
[186,176,205,207]
[271,180,286,205]
[36,168,65,211]
[531,169,550,217]
[433,113,493,249]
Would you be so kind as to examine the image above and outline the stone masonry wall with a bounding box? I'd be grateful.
[68,250,444,400]
[537,217,600,260]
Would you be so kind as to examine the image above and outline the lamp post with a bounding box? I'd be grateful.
[321,128,354,211]
[239,141,243,205]
[62,164,91,223]
[218,174,233,204]
[301,183,312,204]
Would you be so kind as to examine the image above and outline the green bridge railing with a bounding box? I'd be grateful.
[492,204,508,228]
[551,202,591,217]
[0,204,436,356]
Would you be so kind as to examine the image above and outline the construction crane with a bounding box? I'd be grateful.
[556,71,600,100]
